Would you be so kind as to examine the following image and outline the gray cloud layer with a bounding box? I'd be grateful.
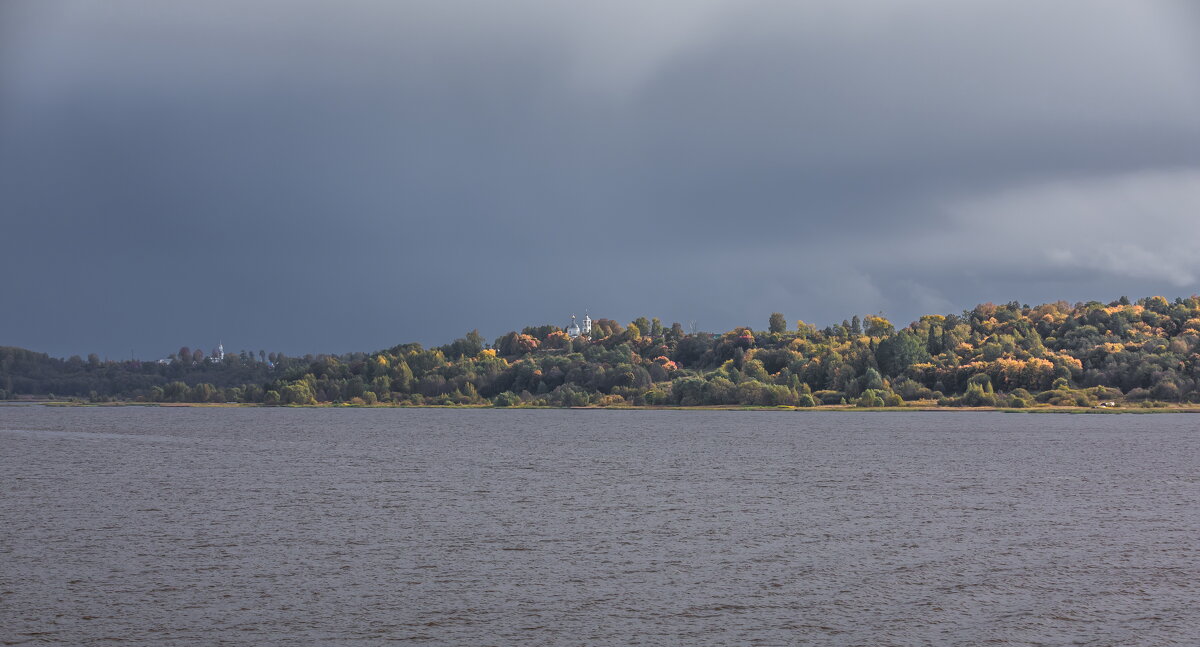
[3,1,1199,357]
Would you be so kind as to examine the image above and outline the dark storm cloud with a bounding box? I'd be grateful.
[2,1,1199,357]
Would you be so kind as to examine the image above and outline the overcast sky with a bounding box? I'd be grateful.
[2,1,1199,359]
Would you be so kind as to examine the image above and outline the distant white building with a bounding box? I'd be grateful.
[208,342,225,363]
[566,312,593,338]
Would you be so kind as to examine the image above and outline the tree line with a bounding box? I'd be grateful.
[3,295,1199,408]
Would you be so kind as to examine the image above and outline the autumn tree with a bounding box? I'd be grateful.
[864,315,895,338]
[497,332,539,356]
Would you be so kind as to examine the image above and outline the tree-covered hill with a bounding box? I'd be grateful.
[4,296,1200,408]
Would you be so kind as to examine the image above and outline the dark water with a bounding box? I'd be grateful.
[2,406,1198,646]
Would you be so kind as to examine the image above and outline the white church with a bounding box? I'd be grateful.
[566,313,593,338]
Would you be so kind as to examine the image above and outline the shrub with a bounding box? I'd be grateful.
[893,377,933,401]
[1125,388,1151,401]
[644,389,671,405]
[1090,385,1122,400]
[1151,380,1181,402]
[736,380,767,405]
[856,389,885,408]
[493,391,520,407]
[1044,392,1075,406]
[1009,388,1034,402]
[814,390,846,405]
[960,383,996,407]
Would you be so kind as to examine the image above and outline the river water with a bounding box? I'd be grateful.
[1,406,1198,646]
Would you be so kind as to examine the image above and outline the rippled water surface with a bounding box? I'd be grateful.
[2,406,1199,646]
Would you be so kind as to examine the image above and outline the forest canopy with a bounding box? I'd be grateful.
[3,296,1200,409]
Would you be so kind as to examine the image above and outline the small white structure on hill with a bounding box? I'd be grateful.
[566,312,593,338]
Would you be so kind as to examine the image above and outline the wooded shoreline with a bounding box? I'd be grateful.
[10,400,1200,414]
[5,295,1200,410]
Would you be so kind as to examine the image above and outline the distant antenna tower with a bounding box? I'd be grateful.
[689,320,698,334]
